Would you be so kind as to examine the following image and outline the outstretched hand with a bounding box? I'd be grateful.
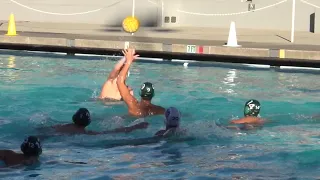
[122,48,139,63]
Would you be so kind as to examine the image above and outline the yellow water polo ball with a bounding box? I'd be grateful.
[122,16,140,33]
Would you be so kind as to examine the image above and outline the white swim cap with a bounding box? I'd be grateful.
[164,107,181,127]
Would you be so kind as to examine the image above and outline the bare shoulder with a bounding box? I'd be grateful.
[100,80,117,97]
[103,79,117,89]
[231,116,264,124]
[0,150,15,158]
[153,105,165,113]
[0,150,15,154]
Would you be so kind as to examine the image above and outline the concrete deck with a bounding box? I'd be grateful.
[0,21,320,61]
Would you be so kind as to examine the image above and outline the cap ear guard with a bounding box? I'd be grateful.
[244,106,252,116]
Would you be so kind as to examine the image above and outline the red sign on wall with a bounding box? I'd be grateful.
[198,46,204,54]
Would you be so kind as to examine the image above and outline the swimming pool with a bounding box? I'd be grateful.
[0,50,320,179]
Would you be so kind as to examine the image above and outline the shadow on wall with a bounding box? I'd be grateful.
[104,15,158,28]
[100,16,180,33]
[152,28,180,32]
[100,26,181,33]
[99,15,159,32]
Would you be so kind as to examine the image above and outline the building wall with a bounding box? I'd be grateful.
[177,0,320,32]
[0,0,159,26]
[0,0,319,32]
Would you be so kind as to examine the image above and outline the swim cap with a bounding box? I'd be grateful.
[139,82,154,99]
[72,108,91,127]
[164,107,181,128]
[244,99,261,117]
[21,136,42,157]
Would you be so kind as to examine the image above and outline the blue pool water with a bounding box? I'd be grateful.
[0,50,320,179]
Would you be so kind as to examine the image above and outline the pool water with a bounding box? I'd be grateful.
[0,50,320,179]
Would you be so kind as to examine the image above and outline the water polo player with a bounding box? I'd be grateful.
[155,107,186,137]
[227,99,265,130]
[99,55,133,101]
[117,48,165,117]
[0,136,42,167]
[49,108,149,135]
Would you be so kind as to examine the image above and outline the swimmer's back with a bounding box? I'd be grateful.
[0,150,26,167]
[231,116,264,125]
[52,124,86,134]
[131,104,165,117]
[99,80,122,101]
[141,104,165,115]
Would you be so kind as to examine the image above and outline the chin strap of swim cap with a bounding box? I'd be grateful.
[21,136,42,156]
[72,108,91,127]
[139,82,155,99]
[244,99,261,117]
[164,107,181,128]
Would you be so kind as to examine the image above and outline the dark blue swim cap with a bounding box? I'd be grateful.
[139,82,155,100]
[21,136,42,157]
[165,107,181,128]
[72,108,91,127]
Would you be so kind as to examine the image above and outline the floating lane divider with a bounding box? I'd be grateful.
[0,42,320,68]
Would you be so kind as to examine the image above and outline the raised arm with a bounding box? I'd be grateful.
[107,57,126,80]
[104,122,149,134]
[117,49,139,109]
[85,122,149,135]
[100,57,127,99]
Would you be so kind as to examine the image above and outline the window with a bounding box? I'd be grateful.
[171,16,176,23]
[164,16,170,23]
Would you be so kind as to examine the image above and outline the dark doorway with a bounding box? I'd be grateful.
[310,13,315,33]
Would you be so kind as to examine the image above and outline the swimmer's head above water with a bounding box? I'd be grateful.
[72,108,91,127]
[164,107,181,130]
[244,99,260,117]
[139,82,155,101]
[20,136,42,157]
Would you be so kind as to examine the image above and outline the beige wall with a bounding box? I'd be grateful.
[0,0,319,32]
[0,0,159,26]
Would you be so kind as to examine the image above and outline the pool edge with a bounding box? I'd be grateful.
[0,35,319,68]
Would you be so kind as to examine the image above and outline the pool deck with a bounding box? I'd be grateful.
[0,21,320,62]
